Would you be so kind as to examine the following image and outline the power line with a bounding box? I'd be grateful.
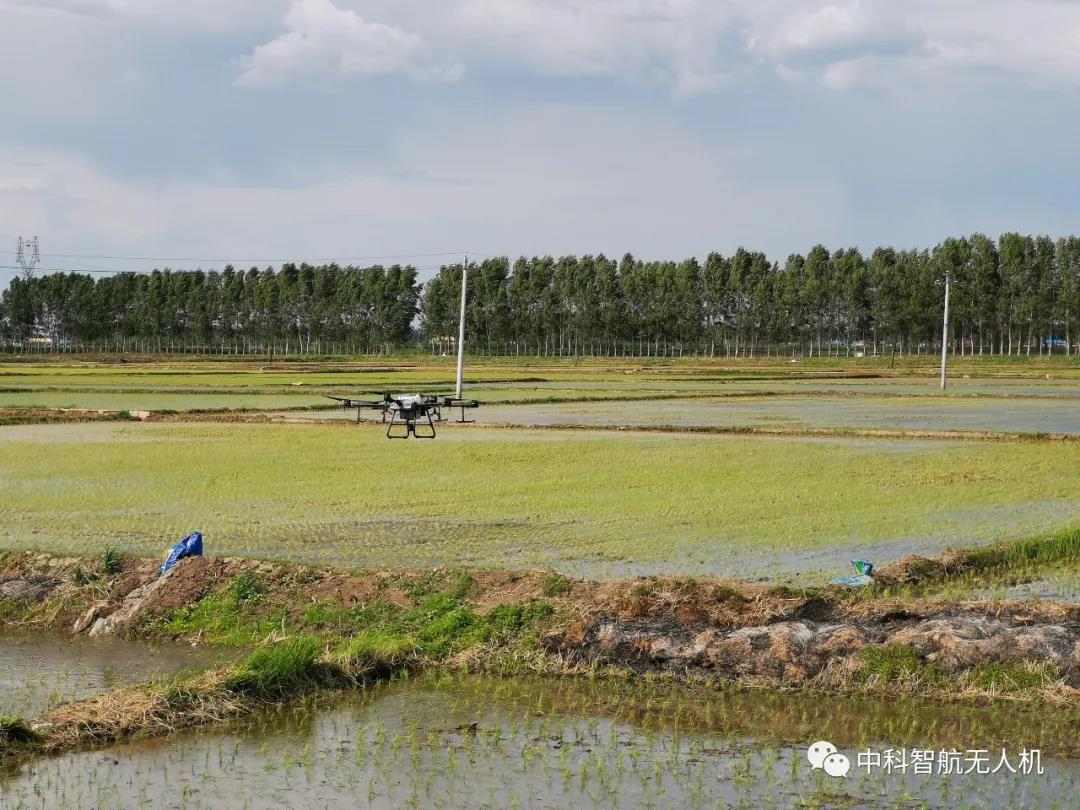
[0,249,477,264]
[0,247,504,280]
[0,263,455,276]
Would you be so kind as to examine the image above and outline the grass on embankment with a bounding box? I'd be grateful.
[2,584,560,762]
[874,527,1080,598]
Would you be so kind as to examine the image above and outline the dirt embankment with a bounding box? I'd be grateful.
[0,408,134,426]
[2,548,1079,705]
[555,585,1080,694]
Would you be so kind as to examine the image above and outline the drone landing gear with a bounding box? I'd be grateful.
[455,402,474,424]
[386,410,437,439]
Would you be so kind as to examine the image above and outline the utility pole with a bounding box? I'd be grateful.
[940,272,950,390]
[455,252,468,399]
[16,236,39,280]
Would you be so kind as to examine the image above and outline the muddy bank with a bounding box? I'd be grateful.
[1,542,1079,766]
[0,408,134,426]
[2,547,1078,703]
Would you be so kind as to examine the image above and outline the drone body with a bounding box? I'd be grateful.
[326,253,478,439]
[325,393,479,438]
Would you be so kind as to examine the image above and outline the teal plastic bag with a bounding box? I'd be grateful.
[832,559,874,588]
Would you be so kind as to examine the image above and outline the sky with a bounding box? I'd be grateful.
[1,0,1080,287]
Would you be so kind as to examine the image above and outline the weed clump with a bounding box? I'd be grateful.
[72,566,96,586]
[408,595,488,657]
[100,547,122,575]
[335,629,415,673]
[0,715,41,750]
[332,599,554,675]
[0,598,22,623]
[224,635,322,697]
[712,585,747,604]
[230,572,266,604]
[858,645,948,688]
[447,571,476,599]
[542,574,572,596]
[485,602,554,634]
[974,663,1052,693]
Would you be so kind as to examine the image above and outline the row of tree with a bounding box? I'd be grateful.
[3,233,1080,356]
[425,233,1080,357]
[0,264,420,354]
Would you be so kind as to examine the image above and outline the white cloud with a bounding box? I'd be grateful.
[739,0,1080,88]
[751,1,923,60]
[0,105,851,283]
[379,0,1080,94]
[443,0,737,92]
[236,0,463,88]
[7,0,1080,95]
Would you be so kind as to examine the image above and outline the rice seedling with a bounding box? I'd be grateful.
[8,420,1080,580]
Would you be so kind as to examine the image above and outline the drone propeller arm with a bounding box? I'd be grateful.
[323,395,387,409]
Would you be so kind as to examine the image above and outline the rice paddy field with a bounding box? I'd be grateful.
[4,672,1078,810]
[4,356,1080,580]
[4,355,1080,808]
[4,421,1080,580]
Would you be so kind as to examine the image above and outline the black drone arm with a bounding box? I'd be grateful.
[324,395,387,409]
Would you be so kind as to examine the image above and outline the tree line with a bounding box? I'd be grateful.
[0,264,420,355]
[3,233,1080,357]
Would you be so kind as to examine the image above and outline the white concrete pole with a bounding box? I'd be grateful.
[940,273,950,390]
[455,252,468,399]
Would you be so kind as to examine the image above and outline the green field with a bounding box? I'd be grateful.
[5,357,1080,415]
[4,420,1080,579]
[2,357,1080,583]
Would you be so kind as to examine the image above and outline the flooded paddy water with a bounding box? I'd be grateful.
[0,633,230,716]
[285,389,1080,436]
[3,674,1077,809]
[470,396,1080,436]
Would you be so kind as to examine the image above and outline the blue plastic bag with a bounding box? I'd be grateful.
[160,532,203,576]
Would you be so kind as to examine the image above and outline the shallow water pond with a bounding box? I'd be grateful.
[0,633,230,716]
[925,563,1080,604]
[471,396,1080,436]
[3,675,1077,809]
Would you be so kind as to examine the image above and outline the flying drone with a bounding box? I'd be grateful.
[326,253,481,439]
[324,392,479,439]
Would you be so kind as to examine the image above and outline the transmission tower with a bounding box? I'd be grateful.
[16,236,40,279]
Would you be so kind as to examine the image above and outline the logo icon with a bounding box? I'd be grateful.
[807,741,850,778]
[823,752,851,777]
